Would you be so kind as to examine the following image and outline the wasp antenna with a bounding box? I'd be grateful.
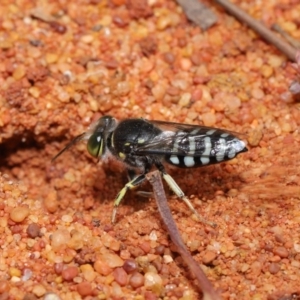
[52,132,87,162]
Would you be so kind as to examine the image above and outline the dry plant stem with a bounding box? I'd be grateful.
[272,24,300,49]
[146,171,221,300]
[214,0,297,61]
[176,0,217,30]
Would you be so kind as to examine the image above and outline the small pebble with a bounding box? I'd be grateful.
[113,267,128,286]
[248,130,263,147]
[224,95,241,110]
[9,267,21,277]
[274,234,285,244]
[28,87,40,98]
[251,261,262,276]
[251,88,265,100]
[94,260,112,276]
[44,191,58,213]
[202,251,217,264]
[157,15,172,30]
[166,86,180,96]
[45,53,59,64]
[100,253,124,268]
[139,241,151,254]
[123,259,138,273]
[54,263,64,275]
[163,255,173,264]
[273,247,289,258]
[154,245,165,255]
[201,112,216,127]
[21,268,33,281]
[26,223,40,238]
[151,84,167,101]
[145,291,158,300]
[261,65,273,78]
[44,292,61,300]
[191,89,203,101]
[163,52,175,64]
[129,272,144,289]
[68,230,83,250]
[144,272,163,294]
[268,55,283,68]
[32,284,46,297]
[62,266,79,281]
[81,35,94,44]
[49,21,67,34]
[178,93,191,107]
[77,282,92,297]
[10,206,29,222]
[191,52,201,65]
[61,215,73,223]
[294,243,300,253]
[11,276,21,283]
[269,263,280,274]
[180,58,192,71]
[13,66,26,80]
[80,264,96,282]
[281,21,297,32]
[0,280,8,293]
[51,229,71,250]
[240,263,250,273]
[101,233,120,251]
[115,81,130,96]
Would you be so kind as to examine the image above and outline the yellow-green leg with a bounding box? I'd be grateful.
[161,172,216,227]
[112,174,146,223]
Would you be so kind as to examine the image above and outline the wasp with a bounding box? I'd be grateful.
[53,116,248,224]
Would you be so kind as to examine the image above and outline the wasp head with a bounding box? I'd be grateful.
[87,116,116,158]
[52,115,117,162]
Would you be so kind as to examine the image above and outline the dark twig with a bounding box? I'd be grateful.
[272,24,300,49]
[214,0,297,61]
[146,171,221,300]
[176,0,217,30]
[289,50,300,96]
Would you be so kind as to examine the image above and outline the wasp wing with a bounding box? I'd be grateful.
[150,120,247,138]
[134,120,247,157]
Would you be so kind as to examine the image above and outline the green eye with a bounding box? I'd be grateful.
[87,134,102,158]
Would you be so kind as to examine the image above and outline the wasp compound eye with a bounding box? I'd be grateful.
[87,133,103,158]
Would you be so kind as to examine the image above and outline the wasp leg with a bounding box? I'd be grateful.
[112,173,146,223]
[135,191,153,197]
[127,169,137,181]
[155,163,216,227]
[127,170,153,198]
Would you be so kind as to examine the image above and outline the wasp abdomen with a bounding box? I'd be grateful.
[165,129,247,168]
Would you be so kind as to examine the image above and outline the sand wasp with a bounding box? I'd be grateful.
[53,116,247,223]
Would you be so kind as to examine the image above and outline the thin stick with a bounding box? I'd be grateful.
[214,0,297,61]
[176,0,217,30]
[272,24,300,49]
[146,171,221,300]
